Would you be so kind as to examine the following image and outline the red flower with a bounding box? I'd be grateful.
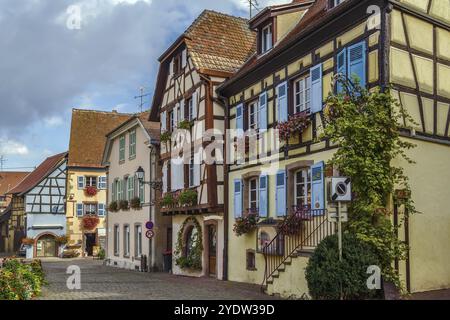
[85,186,98,196]
[82,216,100,230]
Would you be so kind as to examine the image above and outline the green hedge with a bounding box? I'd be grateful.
[305,233,383,300]
[0,259,46,300]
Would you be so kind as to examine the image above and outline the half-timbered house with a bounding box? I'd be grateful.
[67,109,131,256]
[149,10,256,279]
[218,0,450,297]
[7,152,68,258]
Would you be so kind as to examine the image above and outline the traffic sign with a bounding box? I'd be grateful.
[146,230,155,239]
[331,177,352,202]
[145,221,154,230]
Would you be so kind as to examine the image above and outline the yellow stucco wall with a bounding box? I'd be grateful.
[66,169,107,249]
[394,138,450,293]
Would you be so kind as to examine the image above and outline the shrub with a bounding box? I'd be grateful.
[98,248,106,260]
[0,259,45,300]
[129,197,142,210]
[55,235,68,244]
[305,233,382,300]
[161,194,175,208]
[108,201,119,212]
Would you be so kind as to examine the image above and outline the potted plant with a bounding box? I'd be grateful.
[233,212,258,236]
[55,236,68,245]
[84,186,98,197]
[108,201,119,212]
[178,189,198,207]
[177,119,191,130]
[276,111,311,143]
[21,238,34,246]
[130,197,142,210]
[119,200,129,211]
[161,193,175,208]
[160,131,171,144]
[82,216,100,230]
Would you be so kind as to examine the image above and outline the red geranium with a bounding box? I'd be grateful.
[276,111,311,142]
[85,186,98,196]
[82,216,100,230]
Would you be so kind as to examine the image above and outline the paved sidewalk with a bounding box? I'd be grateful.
[410,289,450,300]
[38,258,279,300]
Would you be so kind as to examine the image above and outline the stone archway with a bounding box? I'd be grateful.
[34,233,58,258]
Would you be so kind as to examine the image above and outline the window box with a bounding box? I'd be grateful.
[276,111,311,143]
[84,186,98,197]
[119,200,129,211]
[108,201,119,212]
[82,216,100,230]
[233,211,258,237]
[129,197,142,210]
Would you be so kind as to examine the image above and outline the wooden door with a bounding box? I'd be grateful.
[208,224,217,277]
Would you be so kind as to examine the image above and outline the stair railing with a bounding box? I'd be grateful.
[262,205,335,290]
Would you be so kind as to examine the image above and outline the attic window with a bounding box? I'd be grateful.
[261,24,273,54]
[173,53,182,75]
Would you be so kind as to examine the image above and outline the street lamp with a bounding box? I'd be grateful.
[136,166,163,190]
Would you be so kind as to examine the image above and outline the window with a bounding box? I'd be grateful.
[261,24,273,53]
[115,179,123,201]
[114,225,120,255]
[246,250,256,271]
[248,101,258,130]
[138,179,145,203]
[173,53,182,75]
[119,135,125,162]
[84,203,98,215]
[189,153,195,188]
[135,225,142,257]
[294,75,311,113]
[124,225,130,257]
[249,178,258,210]
[295,169,311,207]
[187,98,194,121]
[85,176,97,188]
[129,130,136,159]
[169,111,174,131]
[76,203,83,217]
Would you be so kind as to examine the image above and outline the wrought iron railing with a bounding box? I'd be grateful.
[262,205,335,290]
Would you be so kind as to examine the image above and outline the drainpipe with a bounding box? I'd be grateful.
[217,92,229,281]
[148,144,154,272]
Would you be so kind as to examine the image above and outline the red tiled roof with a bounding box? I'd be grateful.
[68,109,132,168]
[0,172,30,196]
[8,152,67,195]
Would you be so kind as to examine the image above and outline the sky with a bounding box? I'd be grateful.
[0,0,287,171]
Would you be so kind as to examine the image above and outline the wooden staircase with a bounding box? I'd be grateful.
[261,206,335,294]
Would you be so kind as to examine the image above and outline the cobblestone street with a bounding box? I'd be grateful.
[38,258,278,300]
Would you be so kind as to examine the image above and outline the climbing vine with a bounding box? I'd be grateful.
[322,76,417,291]
[174,216,203,270]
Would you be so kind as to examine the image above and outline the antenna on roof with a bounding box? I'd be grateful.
[246,0,260,19]
[134,86,151,113]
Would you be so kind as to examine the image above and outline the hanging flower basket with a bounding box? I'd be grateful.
[84,186,98,197]
[233,212,258,237]
[276,111,311,142]
[82,216,100,230]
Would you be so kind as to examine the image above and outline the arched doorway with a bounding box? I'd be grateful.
[35,234,57,258]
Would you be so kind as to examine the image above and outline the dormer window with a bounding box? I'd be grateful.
[261,24,273,54]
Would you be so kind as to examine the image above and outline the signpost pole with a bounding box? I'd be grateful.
[338,201,343,262]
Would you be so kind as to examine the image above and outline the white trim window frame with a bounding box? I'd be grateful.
[119,135,126,162]
[188,97,194,121]
[169,110,174,131]
[85,176,97,188]
[189,153,195,188]
[294,168,311,207]
[248,100,259,130]
[114,225,120,256]
[124,225,130,257]
[84,203,98,215]
[135,224,142,258]
[261,24,273,54]
[294,74,311,113]
[249,178,259,211]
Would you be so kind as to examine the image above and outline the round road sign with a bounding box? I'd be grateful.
[146,230,155,239]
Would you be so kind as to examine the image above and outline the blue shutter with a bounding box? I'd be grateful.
[98,204,105,217]
[277,82,288,122]
[337,49,347,93]
[348,41,366,88]
[234,179,242,218]
[259,91,268,131]
[310,64,323,113]
[77,176,85,189]
[275,170,286,216]
[311,162,325,214]
[236,103,244,135]
[99,176,107,189]
[259,175,268,217]
[76,203,84,217]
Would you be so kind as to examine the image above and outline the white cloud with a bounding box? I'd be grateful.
[44,116,64,127]
[0,139,29,156]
